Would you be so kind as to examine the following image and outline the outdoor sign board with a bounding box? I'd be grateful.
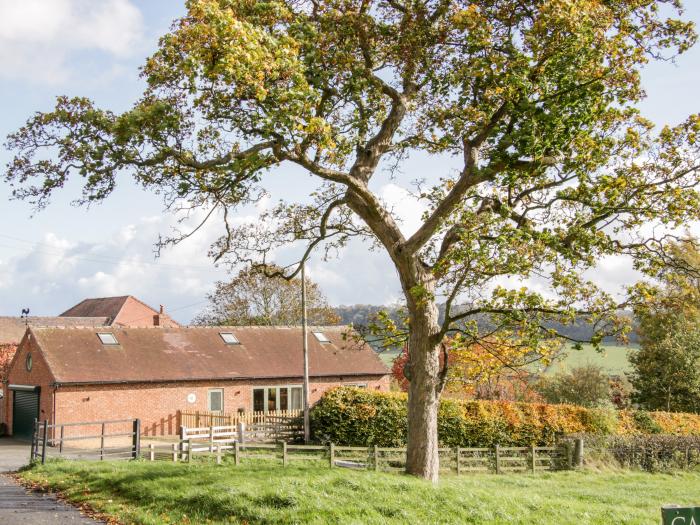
[662,506,700,524]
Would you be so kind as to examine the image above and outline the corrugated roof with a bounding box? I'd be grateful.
[59,296,131,319]
[0,316,110,345]
[30,326,389,385]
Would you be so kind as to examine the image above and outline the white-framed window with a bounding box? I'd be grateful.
[208,388,224,412]
[312,331,330,343]
[219,332,240,345]
[253,385,303,413]
[96,333,118,345]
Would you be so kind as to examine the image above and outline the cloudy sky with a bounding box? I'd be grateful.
[1,1,699,323]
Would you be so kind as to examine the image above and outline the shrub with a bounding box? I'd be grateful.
[311,387,700,448]
[533,364,612,408]
[568,434,700,472]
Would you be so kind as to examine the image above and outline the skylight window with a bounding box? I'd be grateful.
[313,331,331,343]
[97,333,118,345]
[220,332,240,345]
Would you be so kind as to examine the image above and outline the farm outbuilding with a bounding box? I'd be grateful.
[3,325,389,440]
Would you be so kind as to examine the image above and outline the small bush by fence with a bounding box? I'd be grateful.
[311,388,700,448]
[568,434,700,472]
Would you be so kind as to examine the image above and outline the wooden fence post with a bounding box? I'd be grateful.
[29,419,37,463]
[530,445,536,474]
[179,426,186,461]
[329,443,335,469]
[234,441,240,466]
[59,425,64,454]
[187,439,192,463]
[172,443,178,463]
[573,438,584,468]
[132,419,141,460]
[41,419,48,465]
[149,443,155,461]
[209,424,215,453]
[216,445,222,465]
[495,445,500,474]
[237,422,246,444]
[282,442,288,467]
[374,445,379,472]
[456,447,461,475]
[100,422,106,461]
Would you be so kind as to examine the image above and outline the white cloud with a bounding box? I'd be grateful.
[0,209,228,322]
[0,0,144,83]
[379,183,428,237]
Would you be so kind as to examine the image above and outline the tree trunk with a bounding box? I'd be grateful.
[405,296,442,482]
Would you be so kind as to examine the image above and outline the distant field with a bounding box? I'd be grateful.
[378,344,637,377]
[542,343,637,377]
[378,348,401,367]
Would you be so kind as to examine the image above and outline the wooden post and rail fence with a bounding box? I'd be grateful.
[177,409,303,429]
[30,418,141,464]
[28,412,587,476]
[141,438,581,474]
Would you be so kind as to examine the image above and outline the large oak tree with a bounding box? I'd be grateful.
[5,0,700,480]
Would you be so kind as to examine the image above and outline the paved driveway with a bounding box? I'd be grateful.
[0,438,102,524]
[0,438,31,472]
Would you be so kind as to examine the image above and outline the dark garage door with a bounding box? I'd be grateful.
[12,389,40,441]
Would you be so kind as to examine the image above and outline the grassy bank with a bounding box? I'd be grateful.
[18,460,700,524]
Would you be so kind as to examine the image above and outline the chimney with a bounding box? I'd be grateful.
[153,304,177,327]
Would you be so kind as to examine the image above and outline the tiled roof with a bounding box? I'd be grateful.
[29,325,389,385]
[0,316,110,345]
[0,343,16,381]
[59,296,132,319]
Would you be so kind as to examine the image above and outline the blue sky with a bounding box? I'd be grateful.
[1,1,699,323]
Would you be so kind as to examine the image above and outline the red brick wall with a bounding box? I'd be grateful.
[4,334,56,433]
[113,297,179,328]
[0,344,18,432]
[55,375,390,436]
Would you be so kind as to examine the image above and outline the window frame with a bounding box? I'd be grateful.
[312,331,331,343]
[96,333,119,345]
[219,332,240,345]
[207,388,224,413]
[252,384,303,413]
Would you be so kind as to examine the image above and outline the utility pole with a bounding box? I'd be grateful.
[301,261,311,443]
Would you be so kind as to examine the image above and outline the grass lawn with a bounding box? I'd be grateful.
[540,343,638,376]
[18,460,700,524]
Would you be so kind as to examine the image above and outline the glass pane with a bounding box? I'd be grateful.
[253,389,265,412]
[220,332,239,344]
[291,387,302,410]
[267,387,277,412]
[279,388,288,411]
[209,390,223,412]
[312,332,330,343]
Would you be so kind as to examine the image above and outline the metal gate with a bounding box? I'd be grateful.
[12,388,40,441]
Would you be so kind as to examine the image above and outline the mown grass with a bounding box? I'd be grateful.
[541,343,637,376]
[18,459,700,524]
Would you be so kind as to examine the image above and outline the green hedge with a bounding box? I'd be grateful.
[310,387,700,447]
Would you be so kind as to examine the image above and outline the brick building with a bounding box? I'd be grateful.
[3,325,389,440]
[0,295,179,434]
